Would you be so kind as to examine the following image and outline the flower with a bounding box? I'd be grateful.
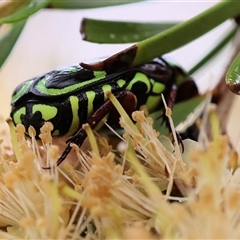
[0,99,239,239]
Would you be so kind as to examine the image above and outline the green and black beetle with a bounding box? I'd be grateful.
[10,57,198,166]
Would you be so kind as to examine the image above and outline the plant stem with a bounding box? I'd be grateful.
[82,1,240,72]
[48,0,143,9]
[134,0,240,66]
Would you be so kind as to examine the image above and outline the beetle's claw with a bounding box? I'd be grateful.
[66,137,72,144]
[176,131,184,153]
[42,132,84,169]
[43,143,73,169]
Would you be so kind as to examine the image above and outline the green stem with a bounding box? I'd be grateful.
[48,0,143,9]
[134,0,240,66]
[82,1,240,72]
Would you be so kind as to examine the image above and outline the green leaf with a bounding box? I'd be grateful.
[81,1,240,72]
[226,52,240,95]
[134,1,240,67]
[81,18,177,43]
[150,96,205,135]
[0,20,26,69]
[0,0,50,24]
[49,0,144,9]
[0,1,29,18]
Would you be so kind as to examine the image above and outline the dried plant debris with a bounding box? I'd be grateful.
[0,98,239,239]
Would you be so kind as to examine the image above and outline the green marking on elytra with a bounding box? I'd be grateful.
[93,71,107,79]
[102,84,112,100]
[36,70,107,96]
[11,79,33,103]
[146,81,165,112]
[86,91,96,117]
[68,96,80,136]
[33,104,57,121]
[117,79,126,88]
[13,107,26,124]
[126,72,151,93]
[152,81,165,94]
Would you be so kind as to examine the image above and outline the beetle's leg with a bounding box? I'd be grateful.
[55,90,137,167]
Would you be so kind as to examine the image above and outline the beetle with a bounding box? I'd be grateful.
[10,57,198,166]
